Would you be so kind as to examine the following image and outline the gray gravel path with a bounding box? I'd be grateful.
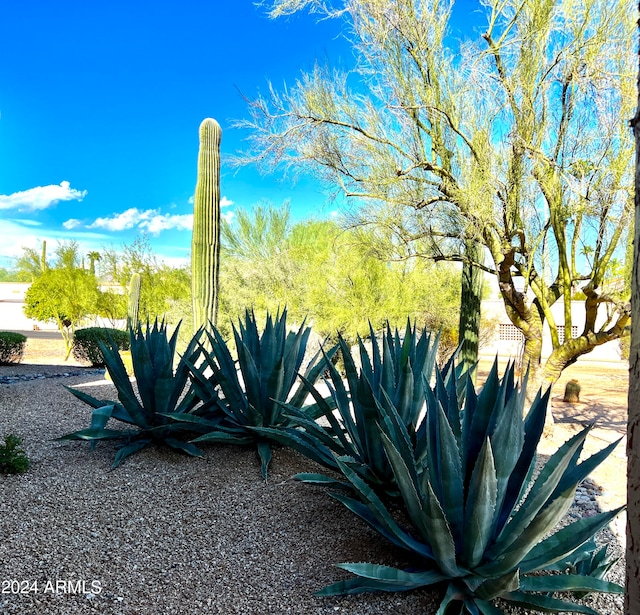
[0,374,625,614]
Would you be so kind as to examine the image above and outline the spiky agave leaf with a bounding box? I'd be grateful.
[316,563,447,595]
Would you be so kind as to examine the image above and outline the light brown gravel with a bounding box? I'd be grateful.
[0,373,625,615]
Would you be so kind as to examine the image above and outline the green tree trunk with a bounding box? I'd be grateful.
[458,241,483,378]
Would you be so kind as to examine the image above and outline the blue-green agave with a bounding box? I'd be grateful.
[61,321,206,468]
[317,360,624,614]
[254,321,449,498]
[174,309,336,479]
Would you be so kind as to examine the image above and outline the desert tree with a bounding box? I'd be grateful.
[14,241,47,281]
[20,242,102,358]
[54,241,83,270]
[242,0,634,396]
[23,268,100,359]
[219,202,461,344]
[222,200,292,262]
[219,202,297,324]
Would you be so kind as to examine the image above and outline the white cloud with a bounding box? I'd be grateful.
[156,254,191,268]
[63,218,82,230]
[88,208,151,231]
[0,223,41,260]
[87,199,234,235]
[141,213,193,234]
[88,208,194,235]
[0,181,87,212]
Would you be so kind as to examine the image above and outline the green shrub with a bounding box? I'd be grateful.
[0,332,27,365]
[0,434,30,474]
[72,327,129,366]
[61,321,205,468]
[313,359,624,614]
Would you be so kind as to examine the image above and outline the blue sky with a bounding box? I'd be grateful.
[0,1,358,268]
[0,1,483,270]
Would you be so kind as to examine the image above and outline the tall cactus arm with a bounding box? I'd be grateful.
[191,117,222,333]
[127,272,141,330]
[41,240,47,273]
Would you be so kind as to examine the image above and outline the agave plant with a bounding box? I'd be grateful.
[173,309,336,479]
[547,536,620,600]
[60,321,207,468]
[254,321,450,497]
[316,360,624,614]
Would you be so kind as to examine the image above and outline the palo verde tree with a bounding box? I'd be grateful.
[14,240,48,282]
[22,242,100,359]
[220,201,296,319]
[244,0,635,396]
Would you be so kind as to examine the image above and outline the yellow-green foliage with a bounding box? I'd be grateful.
[101,237,191,327]
[23,267,101,360]
[219,205,460,344]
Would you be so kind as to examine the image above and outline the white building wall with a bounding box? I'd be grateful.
[0,282,122,332]
[0,283,56,331]
[479,299,624,362]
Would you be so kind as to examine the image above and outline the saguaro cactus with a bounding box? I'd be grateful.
[127,272,141,330]
[191,118,222,333]
[41,240,47,273]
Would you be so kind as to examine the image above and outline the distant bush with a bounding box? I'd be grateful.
[72,327,129,366]
[0,332,27,365]
[0,434,29,474]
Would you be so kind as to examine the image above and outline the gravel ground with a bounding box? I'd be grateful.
[0,370,626,615]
